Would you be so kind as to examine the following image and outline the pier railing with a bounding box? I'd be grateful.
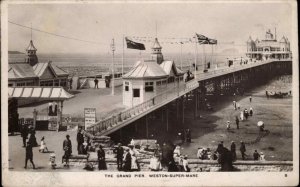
[86,79,199,136]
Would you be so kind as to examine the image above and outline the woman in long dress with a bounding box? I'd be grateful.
[131,153,139,171]
[240,111,244,121]
[97,145,107,170]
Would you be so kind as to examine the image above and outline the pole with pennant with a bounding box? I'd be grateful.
[111,38,115,95]
[180,41,183,70]
[122,35,124,76]
[194,35,198,78]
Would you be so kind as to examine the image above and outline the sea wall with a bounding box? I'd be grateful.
[69,156,293,172]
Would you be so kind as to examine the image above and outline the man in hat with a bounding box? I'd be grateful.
[62,135,72,166]
[114,143,124,170]
[77,127,84,154]
[230,141,237,161]
[240,141,246,160]
[226,121,231,130]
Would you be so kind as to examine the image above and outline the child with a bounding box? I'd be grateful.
[49,153,56,169]
[39,136,48,153]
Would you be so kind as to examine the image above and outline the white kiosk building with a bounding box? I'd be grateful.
[123,38,185,107]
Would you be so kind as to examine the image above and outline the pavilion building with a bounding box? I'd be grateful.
[246,29,292,61]
[8,39,69,88]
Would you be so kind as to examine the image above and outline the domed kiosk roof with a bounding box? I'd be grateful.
[123,60,168,79]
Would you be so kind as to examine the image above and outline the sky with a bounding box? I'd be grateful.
[7,1,294,55]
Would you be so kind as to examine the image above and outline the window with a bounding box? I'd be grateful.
[156,81,161,86]
[8,83,13,87]
[125,82,129,91]
[54,80,59,86]
[26,81,34,86]
[168,77,175,83]
[145,82,154,92]
[133,89,140,97]
[40,80,54,86]
[161,80,167,85]
[16,82,25,86]
[60,79,67,87]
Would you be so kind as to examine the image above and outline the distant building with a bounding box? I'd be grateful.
[246,29,292,61]
[122,38,185,107]
[8,40,69,87]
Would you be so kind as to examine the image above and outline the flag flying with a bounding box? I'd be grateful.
[196,33,209,44]
[125,37,145,50]
[196,33,217,45]
[208,39,217,45]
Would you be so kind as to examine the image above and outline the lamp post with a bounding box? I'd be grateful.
[111,38,115,95]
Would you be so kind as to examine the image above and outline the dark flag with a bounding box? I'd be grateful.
[208,39,218,45]
[196,33,209,44]
[125,37,145,50]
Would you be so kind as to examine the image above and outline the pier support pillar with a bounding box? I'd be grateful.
[146,115,149,140]
[182,96,185,125]
[166,106,169,132]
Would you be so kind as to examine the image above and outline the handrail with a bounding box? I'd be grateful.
[86,79,199,135]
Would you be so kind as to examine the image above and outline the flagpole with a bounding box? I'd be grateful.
[203,44,206,71]
[180,41,183,70]
[111,38,115,96]
[122,35,124,76]
[194,35,198,78]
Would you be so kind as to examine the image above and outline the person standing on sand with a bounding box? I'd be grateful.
[230,141,237,161]
[240,141,246,160]
[249,96,252,102]
[240,111,244,121]
[235,116,239,129]
[233,100,236,110]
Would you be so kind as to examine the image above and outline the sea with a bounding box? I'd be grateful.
[8,52,245,77]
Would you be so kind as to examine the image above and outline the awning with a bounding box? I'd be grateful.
[8,87,74,101]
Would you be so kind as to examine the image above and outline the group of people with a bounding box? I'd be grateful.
[197,147,217,160]
[113,143,140,171]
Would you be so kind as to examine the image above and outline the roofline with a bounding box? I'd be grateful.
[123,75,169,80]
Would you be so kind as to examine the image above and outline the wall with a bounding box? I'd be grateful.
[69,156,293,172]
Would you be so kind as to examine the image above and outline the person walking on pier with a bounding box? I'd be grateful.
[235,116,239,129]
[77,127,84,154]
[62,135,72,167]
[94,77,99,89]
[76,127,84,154]
[24,142,35,169]
[240,141,246,160]
[21,123,28,147]
[114,143,124,170]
